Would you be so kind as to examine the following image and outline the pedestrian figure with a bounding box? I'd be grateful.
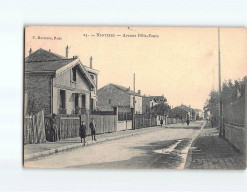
[186,119,190,126]
[50,114,57,142]
[79,121,87,146]
[89,118,97,141]
[160,119,163,127]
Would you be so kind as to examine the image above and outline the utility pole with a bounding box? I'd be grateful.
[218,27,223,137]
[213,68,215,91]
[132,73,136,130]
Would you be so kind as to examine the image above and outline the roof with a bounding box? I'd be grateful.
[109,83,142,96]
[25,59,75,72]
[172,104,193,113]
[25,48,66,62]
[25,48,96,88]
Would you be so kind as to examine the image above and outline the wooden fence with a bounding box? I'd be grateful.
[44,113,118,141]
[24,110,46,144]
[135,114,157,129]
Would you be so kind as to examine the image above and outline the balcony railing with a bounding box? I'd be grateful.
[73,107,88,115]
[58,108,67,114]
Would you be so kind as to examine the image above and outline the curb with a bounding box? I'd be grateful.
[184,132,200,169]
[24,126,163,161]
[184,121,207,169]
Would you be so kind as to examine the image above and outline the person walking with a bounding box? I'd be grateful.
[186,118,190,126]
[79,121,87,146]
[89,118,97,141]
[50,114,57,142]
[160,119,163,127]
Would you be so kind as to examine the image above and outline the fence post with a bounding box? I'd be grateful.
[113,107,118,132]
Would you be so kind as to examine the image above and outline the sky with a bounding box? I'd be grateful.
[25,26,247,110]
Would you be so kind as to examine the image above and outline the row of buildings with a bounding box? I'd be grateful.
[25,47,203,122]
[97,83,167,115]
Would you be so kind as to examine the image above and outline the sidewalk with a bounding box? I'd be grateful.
[185,126,246,170]
[24,125,166,161]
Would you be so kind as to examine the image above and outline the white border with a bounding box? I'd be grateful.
[0,0,247,192]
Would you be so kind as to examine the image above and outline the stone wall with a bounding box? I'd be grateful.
[224,123,246,153]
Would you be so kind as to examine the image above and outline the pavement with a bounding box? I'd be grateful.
[25,120,246,170]
[24,123,182,161]
[24,121,203,168]
[185,122,246,170]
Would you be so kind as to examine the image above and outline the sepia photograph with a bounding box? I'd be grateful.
[23,26,246,169]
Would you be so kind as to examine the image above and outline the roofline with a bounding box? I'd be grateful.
[25,48,66,62]
[55,58,96,88]
[171,106,190,113]
[109,83,142,97]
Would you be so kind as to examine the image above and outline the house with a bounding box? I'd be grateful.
[194,109,203,120]
[25,47,99,116]
[97,83,142,114]
[84,56,99,111]
[142,95,167,114]
[169,104,194,122]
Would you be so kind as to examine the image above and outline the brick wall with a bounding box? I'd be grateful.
[25,74,52,116]
[97,84,130,112]
[225,123,246,153]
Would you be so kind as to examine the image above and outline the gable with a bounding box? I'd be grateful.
[53,66,91,92]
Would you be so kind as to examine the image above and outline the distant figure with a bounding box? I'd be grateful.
[160,119,164,127]
[211,119,214,128]
[79,121,87,145]
[186,119,190,126]
[89,118,97,141]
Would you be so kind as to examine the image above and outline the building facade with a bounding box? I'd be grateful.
[97,83,142,114]
[25,48,99,116]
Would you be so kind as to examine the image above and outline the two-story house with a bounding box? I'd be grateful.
[97,83,142,114]
[25,48,99,116]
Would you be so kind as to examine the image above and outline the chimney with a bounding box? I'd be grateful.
[65,45,69,59]
[90,56,93,68]
[49,49,51,52]
[138,90,141,95]
[29,48,32,55]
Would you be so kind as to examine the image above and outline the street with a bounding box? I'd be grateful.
[25,121,204,169]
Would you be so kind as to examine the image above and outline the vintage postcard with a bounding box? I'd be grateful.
[24,26,246,169]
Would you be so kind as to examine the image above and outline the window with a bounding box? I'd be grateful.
[90,98,94,111]
[75,93,79,109]
[81,94,86,108]
[60,90,66,109]
[109,99,111,104]
[72,67,76,82]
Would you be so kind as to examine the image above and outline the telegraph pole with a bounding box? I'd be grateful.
[218,27,223,137]
[132,73,136,130]
[213,68,215,91]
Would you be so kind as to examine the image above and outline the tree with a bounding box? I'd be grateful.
[151,103,171,116]
[204,76,246,127]
[204,90,219,126]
